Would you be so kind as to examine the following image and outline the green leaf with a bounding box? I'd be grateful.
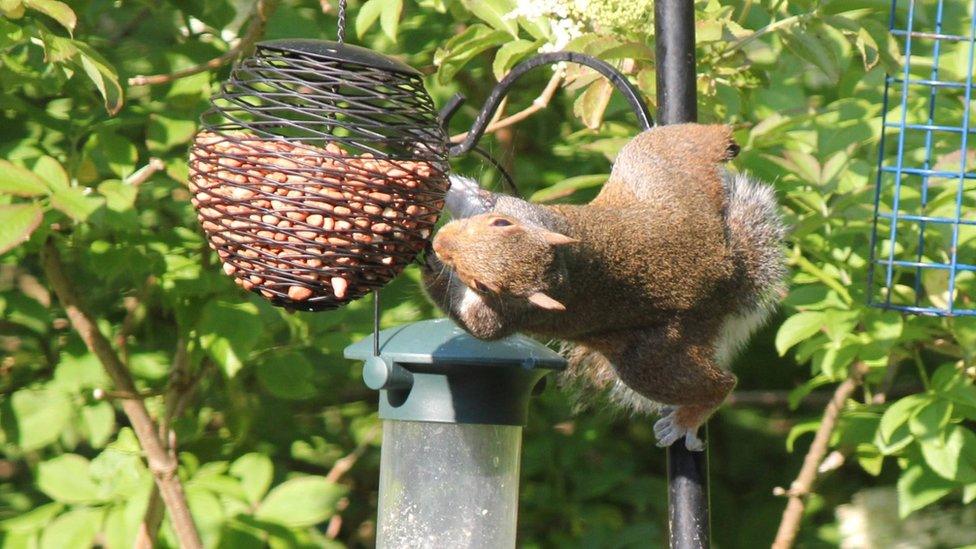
[147,113,197,153]
[529,174,608,203]
[23,0,75,35]
[356,0,383,38]
[380,0,403,42]
[783,26,841,83]
[965,483,976,505]
[81,402,116,448]
[97,180,137,212]
[775,311,824,356]
[37,454,103,503]
[879,394,926,445]
[256,351,317,400]
[908,398,952,440]
[39,33,123,114]
[86,131,137,178]
[32,156,68,189]
[492,39,539,80]
[230,453,274,505]
[462,0,518,37]
[0,160,49,196]
[0,503,64,533]
[919,425,976,482]
[8,388,71,450]
[0,203,44,255]
[255,477,347,527]
[39,508,102,549]
[89,438,149,500]
[786,420,820,452]
[197,300,263,377]
[574,78,613,130]
[897,464,955,517]
[434,25,510,85]
[855,444,884,476]
[0,0,25,18]
[51,186,104,221]
[74,41,123,115]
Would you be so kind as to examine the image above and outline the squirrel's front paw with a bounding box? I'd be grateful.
[653,407,705,452]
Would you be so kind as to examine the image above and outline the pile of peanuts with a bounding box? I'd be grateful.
[188,132,446,305]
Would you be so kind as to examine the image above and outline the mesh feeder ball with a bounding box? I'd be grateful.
[188,39,450,311]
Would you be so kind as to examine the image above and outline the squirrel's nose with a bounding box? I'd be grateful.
[432,237,450,260]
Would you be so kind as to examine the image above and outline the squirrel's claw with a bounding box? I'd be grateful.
[653,408,705,452]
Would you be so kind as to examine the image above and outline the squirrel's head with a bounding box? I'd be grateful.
[430,213,577,311]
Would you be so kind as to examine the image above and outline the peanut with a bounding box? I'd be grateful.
[288,286,313,301]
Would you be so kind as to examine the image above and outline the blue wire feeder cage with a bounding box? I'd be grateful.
[869,0,976,316]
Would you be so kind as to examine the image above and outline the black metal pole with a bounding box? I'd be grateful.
[654,1,710,548]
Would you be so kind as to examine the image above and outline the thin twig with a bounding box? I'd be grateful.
[771,362,868,549]
[127,0,278,86]
[40,238,203,549]
[321,426,380,541]
[92,388,163,401]
[126,159,165,187]
[450,72,563,144]
[116,276,155,365]
[325,425,381,484]
[326,497,350,539]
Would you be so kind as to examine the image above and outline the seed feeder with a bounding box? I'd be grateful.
[188,38,449,311]
[344,319,564,547]
[868,0,976,317]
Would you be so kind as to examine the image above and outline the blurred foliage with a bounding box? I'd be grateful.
[1,0,976,547]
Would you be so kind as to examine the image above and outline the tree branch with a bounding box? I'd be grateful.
[136,337,208,549]
[449,72,563,144]
[771,362,868,549]
[127,0,278,87]
[40,238,203,549]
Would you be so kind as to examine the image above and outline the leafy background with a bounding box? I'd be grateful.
[2,0,976,547]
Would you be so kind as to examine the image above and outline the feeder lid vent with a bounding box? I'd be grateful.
[344,318,566,369]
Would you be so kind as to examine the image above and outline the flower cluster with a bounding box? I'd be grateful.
[506,0,654,52]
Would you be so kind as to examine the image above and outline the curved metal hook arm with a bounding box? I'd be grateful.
[442,51,654,157]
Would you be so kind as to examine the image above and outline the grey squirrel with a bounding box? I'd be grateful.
[421,124,787,450]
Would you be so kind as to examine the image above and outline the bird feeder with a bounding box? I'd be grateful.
[344,319,565,547]
[188,39,449,311]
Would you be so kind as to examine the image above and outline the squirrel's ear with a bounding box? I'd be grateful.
[527,291,566,311]
[541,230,579,246]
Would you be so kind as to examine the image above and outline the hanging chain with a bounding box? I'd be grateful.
[337,0,346,44]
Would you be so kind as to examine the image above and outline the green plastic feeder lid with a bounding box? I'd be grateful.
[344,319,566,426]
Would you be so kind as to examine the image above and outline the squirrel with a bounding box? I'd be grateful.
[421,123,787,451]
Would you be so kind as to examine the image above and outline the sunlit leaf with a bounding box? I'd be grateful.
[0,160,49,196]
[0,203,44,254]
[255,477,347,527]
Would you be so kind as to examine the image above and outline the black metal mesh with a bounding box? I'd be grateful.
[188,40,449,311]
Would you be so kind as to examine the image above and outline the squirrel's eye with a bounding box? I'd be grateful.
[490,218,513,227]
[473,280,491,293]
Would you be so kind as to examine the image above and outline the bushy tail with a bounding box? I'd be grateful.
[723,172,788,315]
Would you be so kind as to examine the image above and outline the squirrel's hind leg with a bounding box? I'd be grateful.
[594,318,736,451]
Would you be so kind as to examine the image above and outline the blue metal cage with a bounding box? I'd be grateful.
[869,0,976,316]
